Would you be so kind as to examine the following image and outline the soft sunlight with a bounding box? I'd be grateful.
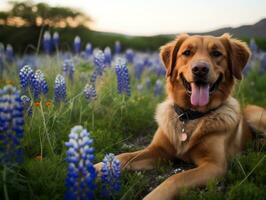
[1,0,266,35]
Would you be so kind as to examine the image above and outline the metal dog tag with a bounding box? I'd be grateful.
[180,133,187,141]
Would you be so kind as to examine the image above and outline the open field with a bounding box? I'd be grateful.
[0,36,266,200]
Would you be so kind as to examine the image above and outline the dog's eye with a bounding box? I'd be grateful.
[211,50,222,57]
[182,50,191,56]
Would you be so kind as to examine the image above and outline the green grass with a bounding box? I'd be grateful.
[0,55,265,200]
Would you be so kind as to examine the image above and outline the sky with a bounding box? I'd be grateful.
[1,0,266,36]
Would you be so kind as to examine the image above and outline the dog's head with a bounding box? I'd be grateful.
[160,33,251,112]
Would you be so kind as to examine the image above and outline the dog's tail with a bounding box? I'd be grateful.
[243,105,266,135]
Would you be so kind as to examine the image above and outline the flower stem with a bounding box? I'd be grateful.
[92,103,95,130]
[39,100,54,155]
[3,166,9,200]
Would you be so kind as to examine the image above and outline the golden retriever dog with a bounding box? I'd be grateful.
[95,33,266,200]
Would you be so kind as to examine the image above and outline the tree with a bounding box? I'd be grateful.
[0,0,92,28]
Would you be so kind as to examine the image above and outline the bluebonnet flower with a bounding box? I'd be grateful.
[68,61,75,82]
[21,95,32,116]
[101,153,121,197]
[74,36,81,54]
[145,78,151,90]
[53,32,60,49]
[90,71,98,86]
[43,31,52,54]
[243,61,252,75]
[93,49,105,73]
[104,47,112,66]
[249,38,258,53]
[154,79,163,96]
[54,74,67,103]
[62,59,75,81]
[260,53,266,73]
[134,59,145,80]
[6,44,14,62]
[0,85,24,165]
[125,49,134,63]
[115,58,131,96]
[32,70,48,99]
[85,43,93,57]
[65,125,96,200]
[89,50,105,85]
[84,84,97,101]
[19,65,34,91]
[114,41,121,54]
[154,64,166,77]
[143,56,152,68]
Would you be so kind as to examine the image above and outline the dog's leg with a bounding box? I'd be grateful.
[143,134,227,200]
[94,128,176,172]
[143,161,226,200]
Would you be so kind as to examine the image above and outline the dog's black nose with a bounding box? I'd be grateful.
[192,62,210,77]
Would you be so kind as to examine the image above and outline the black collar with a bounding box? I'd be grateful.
[174,104,213,122]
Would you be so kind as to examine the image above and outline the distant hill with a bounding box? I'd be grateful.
[1,18,266,53]
[197,19,266,38]
[159,18,266,38]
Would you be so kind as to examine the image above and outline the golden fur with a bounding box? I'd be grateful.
[94,34,266,200]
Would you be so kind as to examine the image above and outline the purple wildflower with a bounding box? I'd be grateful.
[43,31,52,54]
[21,95,32,116]
[115,58,131,96]
[154,79,163,96]
[114,41,121,54]
[101,153,121,197]
[53,32,60,49]
[65,125,96,200]
[19,65,34,91]
[125,49,134,63]
[0,85,24,164]
[6,44,14,62]
[54,74,67,103]
[85,43,93,57]
[104,47,112,66]
[84,84,97,101]
[32,70,48,99]
[74,36,81,54]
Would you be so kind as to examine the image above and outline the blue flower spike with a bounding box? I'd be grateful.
[32,69,49,99]
[74,36,81,54]
[62,59,75,81]
[19,65,34,91]
[6,44,14,62]
[54,74,67,103]
[0,85,24,165]
[53,32,60,48]
[114,41,121,54]
[101,153,121,198]
[85,43,93,57]
[115,58,131,96]
[43,31,52,54]
[104,47,112,66]
[65,125,96,200]
[84,84,97,101]
[21,95,32,116]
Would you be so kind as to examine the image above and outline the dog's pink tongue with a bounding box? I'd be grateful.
[190,83,210,107]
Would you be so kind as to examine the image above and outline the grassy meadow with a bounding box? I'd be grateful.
[0,48,265,200]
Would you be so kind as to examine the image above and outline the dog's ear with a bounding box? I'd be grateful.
[221,33,251,80]
[160,33,189,77]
